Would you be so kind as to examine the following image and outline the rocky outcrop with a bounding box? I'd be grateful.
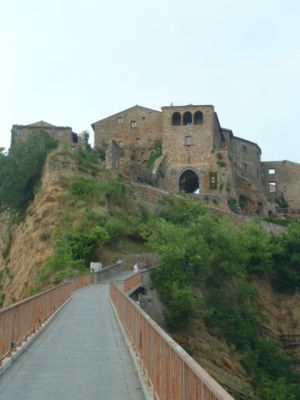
[0,150,104,306]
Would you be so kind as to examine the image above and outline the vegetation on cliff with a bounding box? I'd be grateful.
[141,195,300,399]
[0,130,58,212]
[2,142,300,399]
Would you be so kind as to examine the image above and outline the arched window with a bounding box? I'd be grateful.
[183,112,192,126]
[172,112,181,126]
[194,111,203,125]
[178,169,200,193]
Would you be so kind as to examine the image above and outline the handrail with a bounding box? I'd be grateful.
[110,282,234,400]
[0,273,92,366]
[123,272,141,292]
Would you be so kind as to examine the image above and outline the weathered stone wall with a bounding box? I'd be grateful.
[93,105,162,149]
[161,105,231,194]
[261,160,300,211]
[12,125,73,149]
[231,137,262,185]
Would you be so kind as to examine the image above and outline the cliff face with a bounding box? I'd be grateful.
[0,150,101,306]
[253,278,300,376]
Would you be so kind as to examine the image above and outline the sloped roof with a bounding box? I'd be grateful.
[26,120,57,128]
[91,105,160,128]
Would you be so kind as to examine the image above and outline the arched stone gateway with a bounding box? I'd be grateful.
[178,169,200,193]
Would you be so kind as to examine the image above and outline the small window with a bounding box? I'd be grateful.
[194,111,203,125]
[209,172,218,189]
[183,112,192,126]
[241,145,247,152]
[269,182,276,193]
[16,128,22,136]
[172,112,181,126]
[268,168,275,175]
[131,121,137,128]
[136,138,141,145]
[184,135,192,146]
[241,163,247,171]
[118,141,123,147]
[118,117,123,124]
[257,169,260,179]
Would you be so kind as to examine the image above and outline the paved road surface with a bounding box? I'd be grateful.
[0,284,144,400]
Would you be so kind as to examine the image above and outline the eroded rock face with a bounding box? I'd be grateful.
[0,150,101,306]
[253,278,300,376]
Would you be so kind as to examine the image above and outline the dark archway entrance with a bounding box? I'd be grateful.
[178,169,200,193]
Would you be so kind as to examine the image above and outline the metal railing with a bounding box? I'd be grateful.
[0,274,92,366]
[123,272,141,292]
[71,274,92,290]
[110,281,234,400]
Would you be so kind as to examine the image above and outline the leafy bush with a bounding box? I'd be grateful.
[227,197,239,213]
[69,176,126,205]
[142,197,300,397]
[146,140,162,172]
[74,147,101,165]
[272,222,300,293]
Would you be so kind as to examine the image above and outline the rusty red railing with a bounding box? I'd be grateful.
[0,274,92,366]
[123,272,141,293]
[110,282,234,400]
[71,274,92,290]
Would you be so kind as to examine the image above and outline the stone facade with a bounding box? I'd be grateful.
[93,104,300,215]
[261,161,300,212]
[12,121,79,150]
[92,105,162,148]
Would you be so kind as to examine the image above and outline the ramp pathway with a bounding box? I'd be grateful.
[0,283,145,400]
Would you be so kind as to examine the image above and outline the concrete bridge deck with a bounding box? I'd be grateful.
[0,282,144,400]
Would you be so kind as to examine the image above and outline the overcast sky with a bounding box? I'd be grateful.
[1,0,300,162]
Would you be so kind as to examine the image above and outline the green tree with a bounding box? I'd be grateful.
[0,130,57,212]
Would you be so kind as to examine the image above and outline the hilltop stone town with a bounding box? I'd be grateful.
[12,104,300,216]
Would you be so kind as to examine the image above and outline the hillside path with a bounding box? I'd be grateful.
[0,283,144,400]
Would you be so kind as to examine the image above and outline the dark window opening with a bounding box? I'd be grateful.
[241,145,247,152]
[194,111,203,125]
[209,172,218,189]
[179,169,199,194]
[72,132,78,143]
[183,112,192,126]
[172,112,181,126]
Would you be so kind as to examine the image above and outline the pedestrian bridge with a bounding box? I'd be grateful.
[0,269,234,400]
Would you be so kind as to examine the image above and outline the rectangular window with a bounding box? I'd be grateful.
[118,141,123,147]
[209,172,218,189]
[184,135,192,146]
[136,138,141,145]
[131,121,137,128]
[241,145,247,152]
[118,117,123,124]
[268,168,275,175]
[269,182,276,192]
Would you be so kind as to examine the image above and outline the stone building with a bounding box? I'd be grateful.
[91,104,300,215]
[11,121,88,150]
